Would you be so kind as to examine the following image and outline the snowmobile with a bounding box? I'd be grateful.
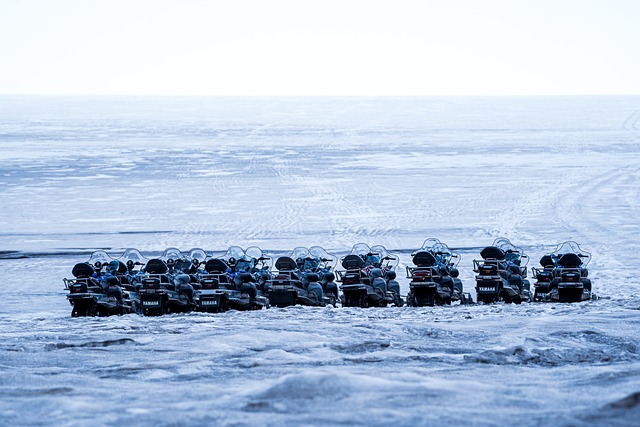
[136,248,197,316]
[309,245,340,306]
[405,238,472,306]
[183,248,229,313]
[197,246,269,311]
[338,243,404,308]
[531,241,593,302]
[197,256,233,312]
[266,246,338,308]
[473,238,531,304]
[64,250,134,317]
[116,248,149,311]
[266,251,308,308]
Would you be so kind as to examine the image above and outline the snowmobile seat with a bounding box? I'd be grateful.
[144,259,169,274]
[72,262,95,278]
[480,246,506,260]
[323,272,336,283]
[116,260,128,274]
[205,258,229,274]
[342,254,365,270]
[275,256,297,272]
[539,255,555,268]
[104,276,120,286]
[558,253,582,268]
[238,272,255,284]
[306,272,320,283]
[412,251,437,267]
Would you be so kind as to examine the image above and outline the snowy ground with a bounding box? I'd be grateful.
[1,96,640,426]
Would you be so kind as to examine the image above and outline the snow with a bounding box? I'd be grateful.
[1,96,640,426]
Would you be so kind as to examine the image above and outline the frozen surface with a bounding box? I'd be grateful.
[1,96,640,426]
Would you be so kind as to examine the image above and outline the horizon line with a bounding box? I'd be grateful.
[2,93,640,98]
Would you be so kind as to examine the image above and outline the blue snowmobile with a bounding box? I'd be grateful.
[266,246,339,307]
[531,241,593,302]
[473,238,531,304]
[406,238,471,306]
[338,243,403,308]
[136,247,198,316]
[196,246,269,311]
[184,247,230,313]
[64,250,134,317]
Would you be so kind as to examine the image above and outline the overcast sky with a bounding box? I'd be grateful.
[1,0,639,96]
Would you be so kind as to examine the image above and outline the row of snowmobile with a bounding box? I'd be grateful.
[63,239,595,317]
[472,239,594,304]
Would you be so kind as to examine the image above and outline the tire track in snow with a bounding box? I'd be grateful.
[622,108,640,141]
[552,163,640,269]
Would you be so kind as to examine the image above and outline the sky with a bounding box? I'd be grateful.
[0,0,639,96]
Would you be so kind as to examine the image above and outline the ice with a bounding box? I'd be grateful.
[1,96,640,425]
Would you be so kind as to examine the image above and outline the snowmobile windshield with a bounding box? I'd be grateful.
[432,242,451,255]
[350,243,373,257]
[187,248,207,263]
[370,245,399,268]
[552,241,591,266]
[419,238,443,252]
[430,241,453,265]
[492,238,529,267]
[309,246,336,268]
[224,246,246,260]
[245,246,265,261]
[370,245,389,258]
[246,246,270,269]
[493,238,518,253]
[162,247,184,261]
[414,239,453,265]
[292,247,311,261]
[88,251,115,268]
[449,251,462,267]
[120,248,147,265]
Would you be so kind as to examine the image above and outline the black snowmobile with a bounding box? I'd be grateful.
[338,243,404,308]
[200,246,269,311]
[136,248,197,316]
[265,246,338,308]
[184,248,228,313]
[406,238,471,306]
[64,250,134,317]
[266,253,312,308]
[531,241,593,302]
[196,256,233,312]
[473,238,531,304]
